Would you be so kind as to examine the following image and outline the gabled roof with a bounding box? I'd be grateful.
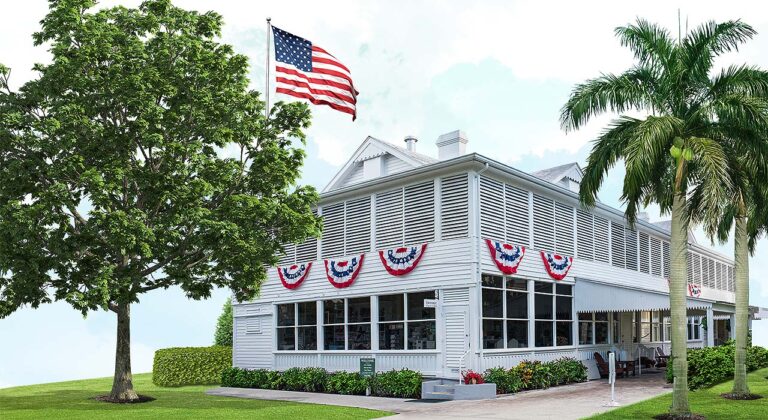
[531,162,583,185]
[322,136,437,192]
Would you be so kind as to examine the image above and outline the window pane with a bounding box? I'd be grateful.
[408,291,436,320]
[535,294,553,319]
[578,313,593,321]
[297,302,316,326]
[482,274,503,288]
[556,296,572,320]
[277,327,295,350]
[535,282,553,294]
[579,321,593,345]
[535,321,553,347]
[641,311,651,322]
[348,324,371,350]
[640,322,651,343]
[556,321,573,346]
[506,291,527,319]
[379,294,404,322]
[595,312,609,322]
[595,322,609,344]
[323,299,345,324]
[379,322,405,350]
[507,320,527,348]
[483,319,504,349]
[277,304,295,327]
[506,278,527,291]
[613,316,621,344]
[482,288,503,318]
[408,321,436,350]
[324,325,345,350]
[348,297,371,323]
[297,326,317,350]
[555,284,572,295]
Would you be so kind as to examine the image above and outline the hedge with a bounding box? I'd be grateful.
[665,341,768,390]
[153,346,232,387]
[483,357,587,394]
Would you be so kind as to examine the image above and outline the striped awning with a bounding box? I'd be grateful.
[575,279,712,313]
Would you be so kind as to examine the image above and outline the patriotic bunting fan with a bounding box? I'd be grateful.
[378,243,428,276]
[325,254,364,288]
[277,262,312,290]
[540,251,573,280]
[688,283,702,298]
[485,239,525,275]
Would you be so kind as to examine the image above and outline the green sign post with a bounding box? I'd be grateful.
[360,357,375,378]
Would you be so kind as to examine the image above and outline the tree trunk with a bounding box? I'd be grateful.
[109,302,139,401]
[732,215,750,395]
[669,193,690,415]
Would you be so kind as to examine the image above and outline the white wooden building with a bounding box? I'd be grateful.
[232,130,748,380]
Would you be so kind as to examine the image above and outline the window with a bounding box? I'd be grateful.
[613,312,622,344]
[578,312,610,345]
[578,313,593,345]
[535,281,573,347]
[322,298,372,351]
[632,310,667,343]
[688,317,701,340]
[276,302,317,350]
[379,291,436,350]
[482,275,528,349]
[595,313,609,344]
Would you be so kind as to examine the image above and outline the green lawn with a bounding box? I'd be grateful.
[588,368,768,419]
[0,373,392,419]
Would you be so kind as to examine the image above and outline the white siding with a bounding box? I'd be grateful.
[233,303,273,369]
[339,163,365,188]
[382,154,411,176]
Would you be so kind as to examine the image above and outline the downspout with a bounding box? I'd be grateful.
[474,162,490,373]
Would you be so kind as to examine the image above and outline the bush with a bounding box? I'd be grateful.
[549,357,588,385]
[483,367,522,394]
[461,370,484,384]
[221,367,283,389]
[516,360,552,390]
[369,369,422,399]
[326,372,368,395]
[666,343,768,390]
[214,298,233,346]
[282,367,328,392]
[153,346,232,387]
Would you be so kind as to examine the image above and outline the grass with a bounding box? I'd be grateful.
[588,368,768,419]
[0,373,392,419]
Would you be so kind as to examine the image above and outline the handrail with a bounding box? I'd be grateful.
[458,348,470,385]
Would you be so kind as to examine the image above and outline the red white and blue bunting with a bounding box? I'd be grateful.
[485,239,526,275]
[688,283,702,298]
[277,262,312,290]
[540,251,573,280]
[378,243,428,276]
[325,254,365,288]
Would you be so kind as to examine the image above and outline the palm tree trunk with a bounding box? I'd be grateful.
[732,215,750,395]
[670,192,690,415]
[109,302,139,401]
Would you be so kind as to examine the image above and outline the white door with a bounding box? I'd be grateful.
[443,305,469,377]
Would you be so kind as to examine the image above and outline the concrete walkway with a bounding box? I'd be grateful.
[206,370,671,420]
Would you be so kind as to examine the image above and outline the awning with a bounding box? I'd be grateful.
[575,278,712,313]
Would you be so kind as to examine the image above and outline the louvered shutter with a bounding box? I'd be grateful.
[662,241,670,278]
[594,216,610,264]
[687,253,694,284]
[404,181,435,243]
[376,189,404,248]
[576,210,594,260]
[505,184,530,246]
[321,202,345,258]
[650,237,662,277]
[625,227,638,271]
[716,262,723,290]
[441,174,469,239]
[611,222,625,268]
[728,266,734,292]
[554,202,574,256]
[480,177,505,241]
[345,197,371,254]
[278,243,296,266]
[296,209,318,262]
[707,258,715,288]
[694,254,702,284]
[639,232,650,273]
[533,194,555,252]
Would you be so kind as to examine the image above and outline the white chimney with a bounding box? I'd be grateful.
[404,135,418,152]
[436,130,468,160]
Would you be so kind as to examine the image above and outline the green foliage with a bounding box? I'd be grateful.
[221,367,369,395]
[516,360,552,390]
[282,367,328,392]
[483,367,522,394]
[484,359,587,394]
[368,369,422,399]
[214,298,233,346]
[153,346,232,387]
[326,372,369,395]
[665,343,768,389]
[548,357,588,385]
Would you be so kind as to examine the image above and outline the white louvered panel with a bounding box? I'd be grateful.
[442,288,470,304]
[611,222,625,268]
[701,256,710,287]
[277,243,296,266]
[441,174,469,240]
[639,232,650,273]
[594,216,610,264]
[650,237,662,277]
[533,194,555,252]
[728,266,735,292]
[480,177,505,241]
[376,189,404,248]
[296,237,317,263]
[554,202,574,256]
[444,308,467,368]
[321,202,345,258]
[505,184,530,246]
[345,197,371,254]
[687,253,694,284]
[404,181,435,243]
[707,258,715,289]
[694,254,703,285]
[625,227,638,271]
[662,241,670,278]
[716,262,723,290]
[576,209,594,261]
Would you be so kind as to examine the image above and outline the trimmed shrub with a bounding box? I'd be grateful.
[326,372,368,395]
[483,367,522,394]
[214,298,233,346]
[282,367,328,392]
[549,357,588,385]
[369,369,422,399]
[516,360,552,390]
[221,367,282,389]
[153,346,232,387]
[666,343,768,390]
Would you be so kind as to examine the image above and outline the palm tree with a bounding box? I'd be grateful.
[561,19,768,416]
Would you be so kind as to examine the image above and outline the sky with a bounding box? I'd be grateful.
[2,0,768,388]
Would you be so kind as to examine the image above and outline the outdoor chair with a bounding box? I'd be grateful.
[594,352,628,379]
[655,347,669,368]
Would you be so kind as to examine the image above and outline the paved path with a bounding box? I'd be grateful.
[206,370,671,420]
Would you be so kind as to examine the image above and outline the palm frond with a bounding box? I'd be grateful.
[709,65,768,98]
[683,20,756,83]
[686,136,733,231]
[614,19,674,70]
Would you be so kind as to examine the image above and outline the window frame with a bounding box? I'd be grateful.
[481,275,529,350]
[378,291,437,351]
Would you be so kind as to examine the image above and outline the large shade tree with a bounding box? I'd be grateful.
[0,0,320,402]
[561,19,768,416]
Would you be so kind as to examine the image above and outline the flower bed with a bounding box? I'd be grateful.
[483,357,588,394]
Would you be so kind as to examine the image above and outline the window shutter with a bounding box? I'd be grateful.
[639,232,650,273]
[296,210,319,262]
[707,258,715,289]
[554,202,574,256]
[480,176,505,241]
[625,227,638,271]
[404,181,435,243]
[594,216,610,264]
[278,243,296,266]
[376,188,404,248]
[716,262,723,290]
[576,210,594,261]
[345,197,371,254]
[687,253,694,284]
[533,194,555,252]
[611,222,625,268]
[662,241,670,278]
[321,202,345,258]
[728,266,734,292]
[440,174,469,240]
[505,184,529,246]
[650,237,662,277]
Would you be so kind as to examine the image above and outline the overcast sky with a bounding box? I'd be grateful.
[2,0,768,388]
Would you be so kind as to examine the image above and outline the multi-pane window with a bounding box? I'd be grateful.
[379,291,437,350]
[688,317,701,340]
[323,298,371,350]
[276,302,317,350]
[578,312,609,345]
[534,282,573,347]
[632,310,668,343]
[481,275,528,349]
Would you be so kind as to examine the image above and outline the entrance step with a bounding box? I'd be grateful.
[421,379,497,400]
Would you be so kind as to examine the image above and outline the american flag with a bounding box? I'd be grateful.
[272,26,358,120]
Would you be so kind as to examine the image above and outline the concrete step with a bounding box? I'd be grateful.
[423,391,454,400]
[432,384,456,394]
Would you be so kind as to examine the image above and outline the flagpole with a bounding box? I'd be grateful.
[265,17,272,119]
